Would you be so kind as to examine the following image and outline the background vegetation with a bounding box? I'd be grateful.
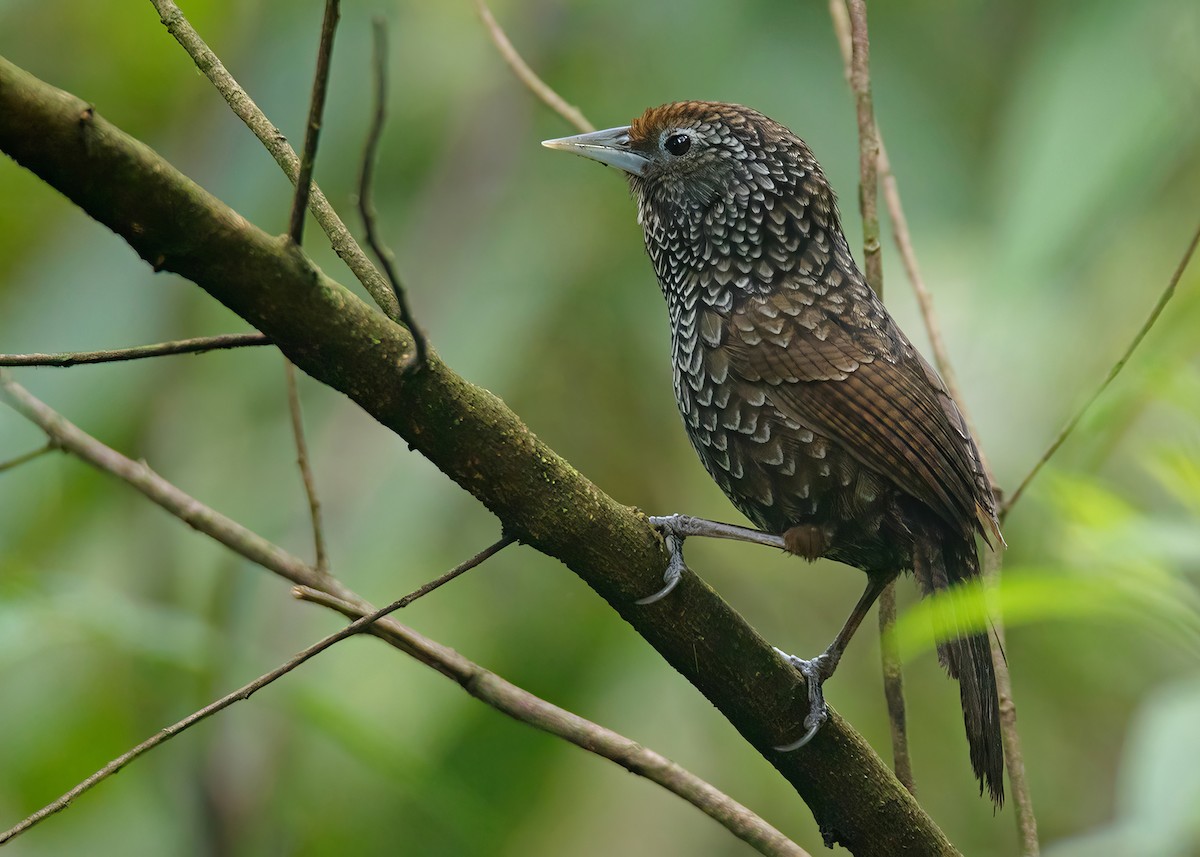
[1,0,1198,854]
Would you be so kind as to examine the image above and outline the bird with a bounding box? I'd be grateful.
[543,101,1005,804]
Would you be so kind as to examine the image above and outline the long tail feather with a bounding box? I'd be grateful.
[914,531,1005,805]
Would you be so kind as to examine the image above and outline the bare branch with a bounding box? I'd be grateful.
[846,0,883,300]
[358,19,427,369]
[474,0,593,133]
[283,359,330,576]
[0,372,809,857]
[0,441,59,473]
[296,585,813,857]
[0,536,515,847]
[826,0,985,473]
[984,551,1039,856]
[876,587,915,794]
[149,0,401,321]
[288,0,340,245]
[830,1,1036,842]
[838,0,912,791]
[395,533,517,606]
[1003,221,1200,516]
[0,332,269,367]
[878,156,962,413]
[0,371,319,588]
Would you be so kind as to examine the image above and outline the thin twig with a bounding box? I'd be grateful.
[358,19,426,370]
[0,377,809,857]
[878,155,962,410]
[846,0,883,301]
[835,0,1041,835]
[1003,221,1200,516]
[283,359,330,576]
[984,551,1038,856]
[0,371,318,588]
[149,0,400,321]
[879,142,998,487]
[474,0,593,134]
[826,0,985,471]
[829,0,1036,842]
[0,537,514,847]
[0,332,269,367]
[481,0,914,816]
[829,0,854,89]
[295,586,812,857]
[841,0,913,792]
[288,0,340,245]
[877,587,915,794]
[395,534,517,607]
[0,441,58,473]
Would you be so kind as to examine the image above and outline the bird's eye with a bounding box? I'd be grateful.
[663,133,692,156]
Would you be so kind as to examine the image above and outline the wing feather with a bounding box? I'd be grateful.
[722,293,990,533]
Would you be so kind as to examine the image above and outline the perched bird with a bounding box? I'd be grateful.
[544,101,1004,804]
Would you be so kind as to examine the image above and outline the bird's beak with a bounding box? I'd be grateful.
[542,126,650,176]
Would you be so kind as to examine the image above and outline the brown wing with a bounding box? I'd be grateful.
[719,288,993,535]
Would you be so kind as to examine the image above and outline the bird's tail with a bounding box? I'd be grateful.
[914,531,1005,806]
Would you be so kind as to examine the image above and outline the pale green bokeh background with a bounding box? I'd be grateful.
[1,1,1199,855]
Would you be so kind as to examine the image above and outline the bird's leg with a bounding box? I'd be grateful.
[774,571,898,751]
[637,514,788,604]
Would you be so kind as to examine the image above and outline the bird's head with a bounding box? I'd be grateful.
[543,101,828,218]
[544,102,847,300]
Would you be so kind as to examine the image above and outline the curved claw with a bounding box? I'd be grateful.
[636,532,686,604]
[774,719,823,753]
[772,650,831,752]
[635,574,678,605]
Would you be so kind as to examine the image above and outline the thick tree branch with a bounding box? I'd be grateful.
[0,57,956,856]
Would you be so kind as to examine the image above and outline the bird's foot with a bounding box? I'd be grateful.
[636,516,690,604]
[772,648,836,751]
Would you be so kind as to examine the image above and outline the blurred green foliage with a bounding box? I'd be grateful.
[1,0,1199,854]
[893,466,1200,664]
